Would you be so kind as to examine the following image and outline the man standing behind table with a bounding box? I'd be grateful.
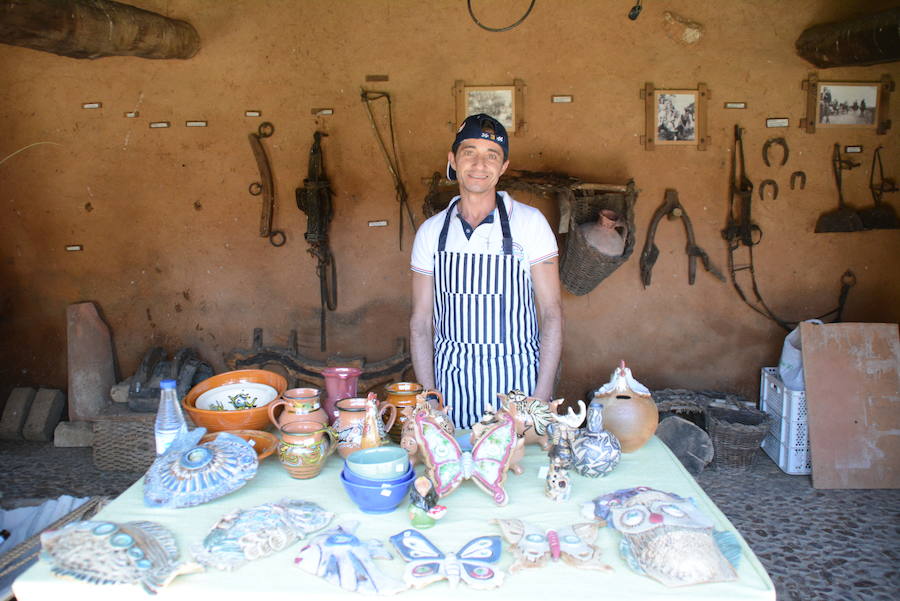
[409,113,563,429]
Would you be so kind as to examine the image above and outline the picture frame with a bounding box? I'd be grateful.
[801,73,893,134]
[454,79,526,134]
[641,83,709,150]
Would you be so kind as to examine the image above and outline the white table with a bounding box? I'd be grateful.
[14,437,775,600]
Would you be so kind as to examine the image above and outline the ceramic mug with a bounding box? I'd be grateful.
[268,387,328,430]
[383,382,425,443]
[277,421,337,479]
[333,396,397,459]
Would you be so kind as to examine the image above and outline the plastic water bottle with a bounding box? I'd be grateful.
[154,379,187,455]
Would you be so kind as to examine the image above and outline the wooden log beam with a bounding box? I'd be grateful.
[0,0,200,60]
[795,7,900,68]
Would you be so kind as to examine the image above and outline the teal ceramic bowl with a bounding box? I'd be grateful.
[345,446,410,481]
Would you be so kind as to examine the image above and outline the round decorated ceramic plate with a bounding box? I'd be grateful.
[195,382,278,411]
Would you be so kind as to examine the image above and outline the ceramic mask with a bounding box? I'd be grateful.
[294,522,406,595]
[582,487,740,587]
[390,529,505,590]
[493,519,611,573]
[39,520,202,594]
[412,408,516,505]
[143,428,258,508]
[192,499,333,571]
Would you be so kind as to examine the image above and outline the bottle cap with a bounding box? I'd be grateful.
[160,379,177,389]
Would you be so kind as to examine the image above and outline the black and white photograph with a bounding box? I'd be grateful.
[465,86,515,131]
[816,83,878,127]
[655,90,697,144]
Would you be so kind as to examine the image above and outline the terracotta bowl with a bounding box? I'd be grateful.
[183,370,287,432]
[200,429,278,461]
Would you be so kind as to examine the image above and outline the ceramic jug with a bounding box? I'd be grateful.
[277,421,337,479]
[594,360,659,453]
[385,384,445,443]
[571,401,621,478]
[321,367,362,425]
[268,387,328,430]
[333,393,397,459]
[580,209,627,256]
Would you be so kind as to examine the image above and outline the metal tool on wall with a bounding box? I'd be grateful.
[860,145,899,229]
[247,122,286,246]
[640,189,724,287]
[361,89,417,250]
[722,126,855,331]
[296,131,337,352]
[815,143,864,233]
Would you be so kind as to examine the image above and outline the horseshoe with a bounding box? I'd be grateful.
[790,171,806,190]
[762,137,789,167]
[759,179,779,200]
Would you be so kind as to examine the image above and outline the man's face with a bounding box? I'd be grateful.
[448,137,509,195]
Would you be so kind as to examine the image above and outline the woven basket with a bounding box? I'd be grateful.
[706,405,770,469]
[559,181,638,295]
[92,414,157,471]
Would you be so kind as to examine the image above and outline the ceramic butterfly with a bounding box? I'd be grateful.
[389,529,505,590]
[494,519,612,573]
[412,408,516,505]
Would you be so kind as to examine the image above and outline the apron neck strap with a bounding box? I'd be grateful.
[437,193,513,254]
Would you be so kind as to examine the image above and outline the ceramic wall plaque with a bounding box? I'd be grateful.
[193,499,333,570]
[390,529,505,590]
[494,519,611,572]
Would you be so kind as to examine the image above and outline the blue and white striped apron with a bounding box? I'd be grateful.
[433,194,539,429]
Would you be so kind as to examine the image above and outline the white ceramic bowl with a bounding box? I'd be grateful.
[195,382,278,411]
[345,446,410,481]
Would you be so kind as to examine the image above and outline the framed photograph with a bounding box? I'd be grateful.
[454,80,526,134]
[801,74,893,134]
[642,83,709,150]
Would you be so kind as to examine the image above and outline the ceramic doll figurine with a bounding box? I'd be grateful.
[407,476,447,529]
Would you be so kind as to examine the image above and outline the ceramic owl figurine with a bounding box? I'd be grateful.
[582,487,739,587]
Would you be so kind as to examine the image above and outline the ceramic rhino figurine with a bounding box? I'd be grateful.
[497,390,586,451]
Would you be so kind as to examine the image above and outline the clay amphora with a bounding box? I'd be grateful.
[321,366,362,425]
[580,209,627,257]
[277,421,337,479]
[385,384,445,443]
[333,394,397,459]
[571,401,621,478]
[594,361,658,453]
[268,387,328,430]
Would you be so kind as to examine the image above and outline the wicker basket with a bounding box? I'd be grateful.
[559,181,638,295]
[705,405,770,469]
[92,414,157,471]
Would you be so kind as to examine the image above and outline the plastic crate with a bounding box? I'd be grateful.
[761,433,811,475]
[760,367,807,419]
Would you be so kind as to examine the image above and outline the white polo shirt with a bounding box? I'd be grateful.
[410,191,558,277]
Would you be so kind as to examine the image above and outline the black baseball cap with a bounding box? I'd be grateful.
[446,113,509,181]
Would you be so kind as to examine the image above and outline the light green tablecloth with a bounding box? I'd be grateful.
[14,437,775,600]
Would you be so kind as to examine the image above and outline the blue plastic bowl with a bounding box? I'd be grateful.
[341,463,414,486]
[339,468,415,514]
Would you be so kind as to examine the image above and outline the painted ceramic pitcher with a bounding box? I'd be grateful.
[384,384,445,443]
[268,387,328,430]
[333,393,397,458]
[277,421,337,479]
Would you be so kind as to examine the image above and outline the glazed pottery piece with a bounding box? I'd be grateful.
[39,520,202,593]
[339,468,416,514]
[321,366,362,424]
[571,401,621,478]
[143,428,258,508]
[494,519,611,573]
[341,464,414,486]
[183,369,287,433]
[390,529,505,590]
[294,522,407,595]
[582,487,741,587]
[333,393,397,459]
[268,387,328,430]
[580,208,628,256]
[192,499,333,571]
[498,390,560,450]
[195,382,278,411]
[399,392,454,465]
[544,455,572,502]
[412,406,516,505]
[471,408,526,475]
[407,476,447,529]
[199,429,278,461]
[277,421,337,479]
[384,382,430,442]
[345,446,410,480]
[593,360,659,452]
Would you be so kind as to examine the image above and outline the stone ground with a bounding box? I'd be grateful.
[1,441,898,600]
